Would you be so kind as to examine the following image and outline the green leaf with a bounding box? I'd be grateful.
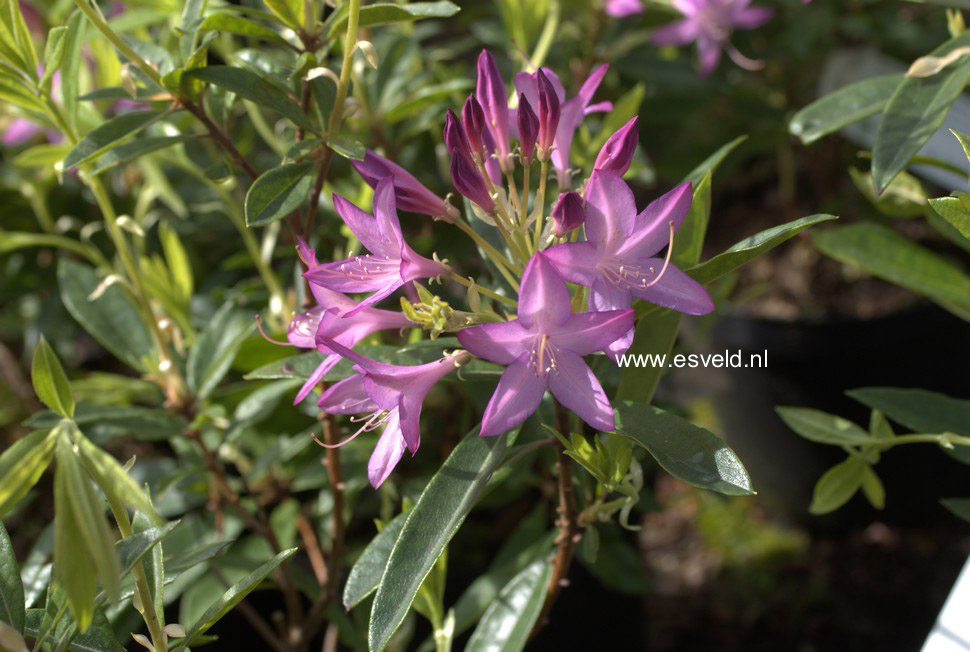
[328,136,365,161]
[244,162,315,226]
[309,74,336,126]
[25,403,186,442]
[0,429,57,518]
[614,402,754,496]
[263,0,305,30]
[775,407,872,446]
[941,497,970,522]
[0,0,38,75]
[343,512,407,609]
[0,522,25,633]
[11,143,72,168]
[116,523,177,574]
[849,167,927,219]
[813,222,970,315]
[671,171,711,268]
[383,79,472,124]
[63,110,164,170]
[789,74,903,145]
[369,426,515,652]
[682,135,747,186]
[861,466,885,510]
[687,215,838,285]
[465,559,551,652]
[76,433,160,522]
[31,337,74,419]
[199,13,287,45]
[159,222,194,301]
[809,456,866,515]
[58,259,155,371]
[847,387,970,436]
[91,135,192,174]
[872,32,970,192]
[328,1,460,36]
[185,66,316,132]
[186,304,256,400]
[929,196,970,241]
[180,547,297,647]
[60,11,85,131]
[24,602,124,652]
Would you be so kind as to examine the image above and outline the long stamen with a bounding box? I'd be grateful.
[256,314,292,347]
[312,409,391,448]
[537,334,549,374]
[641,220,676,289]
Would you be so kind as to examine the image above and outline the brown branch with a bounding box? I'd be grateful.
[211,567,289,652]
[296,81,312,143]
[298,510,328,587]
[183,101,259,181]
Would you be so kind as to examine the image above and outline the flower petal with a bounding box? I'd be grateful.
[543,241,601,287]
[585,170,637,251]
[518,252,572,330]
[368,411,407,488]
[697,34,723,77]
[294,354,341,405]
[732,6,773,30]
[589,277,632,312]
[332,193,388,256]
[318,374,377,414]
[398,395,424,453]
[373,177,403,252]
[651,17,700,46]
[616,182,693,259]
[550,309,634,356]
[547,350,615,432]
[480,354,548,437]
[456,320,532,365]
[630,260,715,315]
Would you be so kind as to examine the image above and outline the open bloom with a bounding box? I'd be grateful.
[605,0,644,17]
[544,171,714,357]
[351,149,458,222]
[652,0,773,76]
[457,253,633,437]
[305,178,449,315]
[317,337,468,487]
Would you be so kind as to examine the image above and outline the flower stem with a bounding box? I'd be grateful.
[532,159,549,252]
[870,433,970,449]
[448,273,518,308]
[453,219,521,289]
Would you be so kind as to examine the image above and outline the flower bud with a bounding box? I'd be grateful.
[517,93,539,163]
[450,149,494,213]
[476,50,512,172]
[351,149,458,222]
[536,69,561,160]
[462,93,486,159]
[551,191,585,236]
[444,109,472,162]
[593,116,639,177]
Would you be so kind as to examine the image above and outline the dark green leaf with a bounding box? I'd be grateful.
[872,32,970,192]
[614,402,754,495]
[369,426,515,652]
[809,456,866,515]
[263,0,304,29]
[116,523,177,574]
[309,75,336,125]
[929,196,970,241]
[343,513,407,609]
[58,259,154,371]
[186,303,255,400]
[941,497,970,522]
[682,135,746,186]
[199,13,287,45]
[63,110,163,169]
[328,1,460,36]
[775,407,872,446]
[847,387,970,435]
[23,606,123,652]
[0,429,57,518]
[465,559,551,652]
[76,433,160,522]
[328,136,365,161]
[25,403,186,442]
[31,337,74,419]
[790,74,903,145]
[91,135,192,174]
[0,522,25,633]
[60,11,84,131]
[185,66,316,132]
[244,162,315,226]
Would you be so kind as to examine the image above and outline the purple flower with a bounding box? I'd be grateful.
[457,253,633,437]
[305,178,449,316]
[652,0,774,77]
[317,337,468,487]
[514,65,612,187]
[517,94,539,163]
[477,50,513,172]
[351,149,458,222]
[462,93,487,160]
[444,108,473,161]
[605,0,644,17]
[593,116,639,177]
[450,148,494,213]
[551,192,586,237]
[536,70,561,161]
[544,171,713,357]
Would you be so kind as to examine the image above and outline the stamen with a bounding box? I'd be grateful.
[641,221,676,290]
[312,409,392,448]
[255,314,292,347]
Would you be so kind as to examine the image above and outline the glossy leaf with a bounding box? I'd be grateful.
[179,547,297,647]
[327,1,460,36]
[23,606,124,652]
[58,259,154,372]
[25,403,186,442]
[186,303,255,400]
[929,196,970,241]
[116,524,177,574]
[809,456,866,515]
[872,32,970,192]
[465,559,551,652]
[185,66,316,132]
[31,337,74,419]
[614,402,754,496]
[244,162,314,226]
[343,512,407,609]
[0,522,24,633]
[369,426,515,652]
[0,429,57,518]
[91,135,192,174]
[847,387,970,435]
[328,136,365,161]
[775,407,872,446]
[76,433,160,522]
[682,135,747,186]
[63,110,163,169]
[198,13,287,45]
[789,74,902,145]
[263,0,305,29]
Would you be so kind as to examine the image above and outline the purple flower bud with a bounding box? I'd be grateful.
[551,191,585,236]
[351,149,458,222]
[536,69,561,160]
[476,50,512,172]
[444,109,472,162]
[593,116,639,177]
[450,149,494,214]
[462,94,486,159]
[517,93,539,163]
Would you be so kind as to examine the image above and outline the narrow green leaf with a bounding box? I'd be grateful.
[614,402,754,496]
[40,26,68,92]
[847,387,970,436]
[0,522,25,633]
[682,135,747,186]
[60,11,84,131]
[116,523,177,575]
[91,134,191,174]
[159,222,194,301]
[11,143,72,168]
[185,66,316,132]
[57,259,154,372]
[180,547,297,647]
[63,111,163,169]
[465,559,552,652]
[186,303,256,399]
[76,433,161,522]
[809,456,866,515]
[775,407,872,446]
[789,74,903,145]
[199,13,287,44]
[872,32,970,192]
[328,1,460,35]
[25,403,186,442]
[30,337,74,419]
[263,0,305,30]
[343,513,408,609]
[929,196,970,241]
[369,426,515,652]
[383,79,472,124]
[0,229,100,264]
[0,429,57,518]
[309,75,336,126]
[849,167,927,219]
[244,162,315,226]
[671,171,711,268]
[328,136,365,161]
[861,466,885,510]
[53,463,97,633]
[941,497,970,522]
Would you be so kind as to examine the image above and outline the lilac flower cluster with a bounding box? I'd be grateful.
[287,51,714,488]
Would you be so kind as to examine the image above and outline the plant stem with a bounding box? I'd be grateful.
[532,159,548,252]
[870,433,970,449]
[448,273,518,308]
[530,0,561,71]
[453,219,521,288]
[73,0,163,87]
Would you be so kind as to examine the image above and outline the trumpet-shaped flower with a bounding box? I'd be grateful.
[544,171,713,357]
[351,149,458,222]
[477,50,513,172]
[652,0,773,76]
[457,253,634,437]
[517,93,539,163]
[317,337,469,487]
[551,192,586,237]
[594,116,639,177]
[305,178,449,316]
